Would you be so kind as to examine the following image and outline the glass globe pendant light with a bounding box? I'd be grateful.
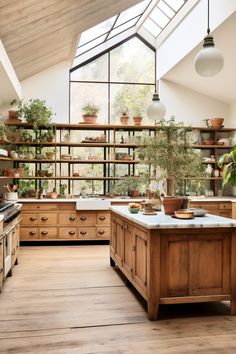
[146,82,166,122]
[195,0,224,77]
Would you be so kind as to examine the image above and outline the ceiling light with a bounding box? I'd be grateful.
[195,0,224,77]
[146,87,166,122]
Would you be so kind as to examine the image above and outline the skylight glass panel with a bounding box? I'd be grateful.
[79,16,116,46]
[76,35,107,56]
[158,0,175,18]
[108,18,138,39]
[115,0,150,27]
[150,7,170,28]
[143,18,162,37]
[164,0,185,12]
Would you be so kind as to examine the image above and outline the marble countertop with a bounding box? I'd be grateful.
[18,197,144,203]
[110,206,236,230]
[0,215,4,222]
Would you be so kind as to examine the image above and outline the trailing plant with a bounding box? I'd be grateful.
[137,116,205,195]
[218,144,236,187]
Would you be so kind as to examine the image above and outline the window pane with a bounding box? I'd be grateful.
[165,0,185,12]
[110,37,155,83]
[158,0,175,18]
[110,84,155,124]
[71,54,108,81]
[115,0,150,27]
[150,7,169,28]
[79,16,116,46]
[70,82,108,124]
[108,18,138,39]
[76,34,107,56]
[143,18,162,36]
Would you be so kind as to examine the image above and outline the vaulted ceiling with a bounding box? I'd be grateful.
[0,0,142,81]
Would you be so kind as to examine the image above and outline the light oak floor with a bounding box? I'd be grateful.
[1,245,236,353]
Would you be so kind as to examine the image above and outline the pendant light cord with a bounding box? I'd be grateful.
[207,0,210,35]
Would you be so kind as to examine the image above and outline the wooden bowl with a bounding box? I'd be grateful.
[174,209,194,219]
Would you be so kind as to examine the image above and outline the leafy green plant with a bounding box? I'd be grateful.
[15,98,53,131]
[112,176,145,196]
[137,116,205,195]
[218,144,236,187]
[0,120,7,139]
[82,103,99,115]
[59,183,67,196]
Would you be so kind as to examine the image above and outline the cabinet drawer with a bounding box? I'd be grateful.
[20,228,39,240]
[97,212,110,225]
[58,227,77,239]
[78,213,96,226]
[190,202,217,210]
[21,213,38,226]
[219,203,232,210]
[59,212,77,225]
[59,203,75,211]
[96,226,110,239]
[78,227,96,239]
[219,211,232,218]
[38,213,58,226]
[22,203,58,211]
[39,228,58,239]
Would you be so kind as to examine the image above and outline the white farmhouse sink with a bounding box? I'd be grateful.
[76,198,111,210]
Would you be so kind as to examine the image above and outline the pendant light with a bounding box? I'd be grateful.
[195,0,224,77]
[146,82,166,122]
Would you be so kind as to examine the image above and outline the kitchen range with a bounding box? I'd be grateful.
[0,201,21,291]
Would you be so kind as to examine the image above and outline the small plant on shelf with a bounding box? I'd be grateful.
[59,183,67,197]
[82,103,99,124]
[0,120,8,142]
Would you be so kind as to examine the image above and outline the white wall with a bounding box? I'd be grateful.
[229,102,236,128]
[21,61,70,123]
[160,79,229,126]
[157,0,236,78]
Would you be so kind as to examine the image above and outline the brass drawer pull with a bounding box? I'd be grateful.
[41,231,48,235]
[80,216,87,221]
[41,217,48,221]
[29,231,36,236]
[30,217,37,221]
[69,231,75,235]
[124,225,129,230]
[99,216,106,221]
[80,231,87,235]
[69,217,76,221]
[98,230,105,235]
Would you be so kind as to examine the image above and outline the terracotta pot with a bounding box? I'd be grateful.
[8,110,21,123]
[46,152,55,159]
[133,116,142,126]
[50,192,58,199]
[5,167,15,177]
[120,116,129,125]
[16,167,24,177]
[208,118,224,129]
[162,197,183,215]
[82,114,97,124]
[130,190,139,197]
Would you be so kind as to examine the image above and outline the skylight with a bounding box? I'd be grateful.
[73,0,188,67]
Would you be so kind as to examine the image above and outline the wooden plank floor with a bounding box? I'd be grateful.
[1,245,236,353]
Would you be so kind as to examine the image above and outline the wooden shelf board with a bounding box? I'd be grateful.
[8,159,140,164]
[13,142,138,148]
[0,176,124,180]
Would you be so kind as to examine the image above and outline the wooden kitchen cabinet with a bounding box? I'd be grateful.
[11,216,20,269]
[190,201,232,218]
[0,220,3,292]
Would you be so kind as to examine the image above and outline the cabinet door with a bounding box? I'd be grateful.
[133,227,148,294]
[160,235,189,297]
[0,237,4,291]
[189,233,230,296]
[115,217,124,268]
[110,217,116,258]
[123,222,133,278]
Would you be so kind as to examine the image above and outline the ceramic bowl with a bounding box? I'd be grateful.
[202,139,215,145]
[129,207,140,214]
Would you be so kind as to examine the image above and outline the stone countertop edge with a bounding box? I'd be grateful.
[0,215,3,222]
[17,198,145,203]
[110,206,236,230]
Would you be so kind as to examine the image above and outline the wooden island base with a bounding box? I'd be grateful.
[110,209,236,320]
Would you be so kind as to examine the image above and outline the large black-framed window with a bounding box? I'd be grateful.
[69,35,156,124]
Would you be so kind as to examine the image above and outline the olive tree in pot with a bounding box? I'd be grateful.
[82,103,99,124]
[137,116,205,214]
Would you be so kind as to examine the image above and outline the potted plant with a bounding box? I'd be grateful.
[0,119,8,143]
[19,129,33,142]
[218,144,236,187]
[82,103,99,124]
[112,176,144,197]
[8,99,21,123]
[15,98,54,132]
[120,109,129,125]
[137,116,205,213]
[59,183,67,197]
[132,104,144,126]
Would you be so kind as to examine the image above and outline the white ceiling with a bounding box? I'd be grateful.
[162,11,236,104]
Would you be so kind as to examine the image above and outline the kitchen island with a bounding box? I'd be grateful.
[110,206,236,320]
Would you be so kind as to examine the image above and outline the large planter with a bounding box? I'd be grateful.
[82,114,97,124]
[162,197,183,215]
[208,118,224,129]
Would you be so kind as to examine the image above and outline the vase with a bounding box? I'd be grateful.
[133,116,142,126]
